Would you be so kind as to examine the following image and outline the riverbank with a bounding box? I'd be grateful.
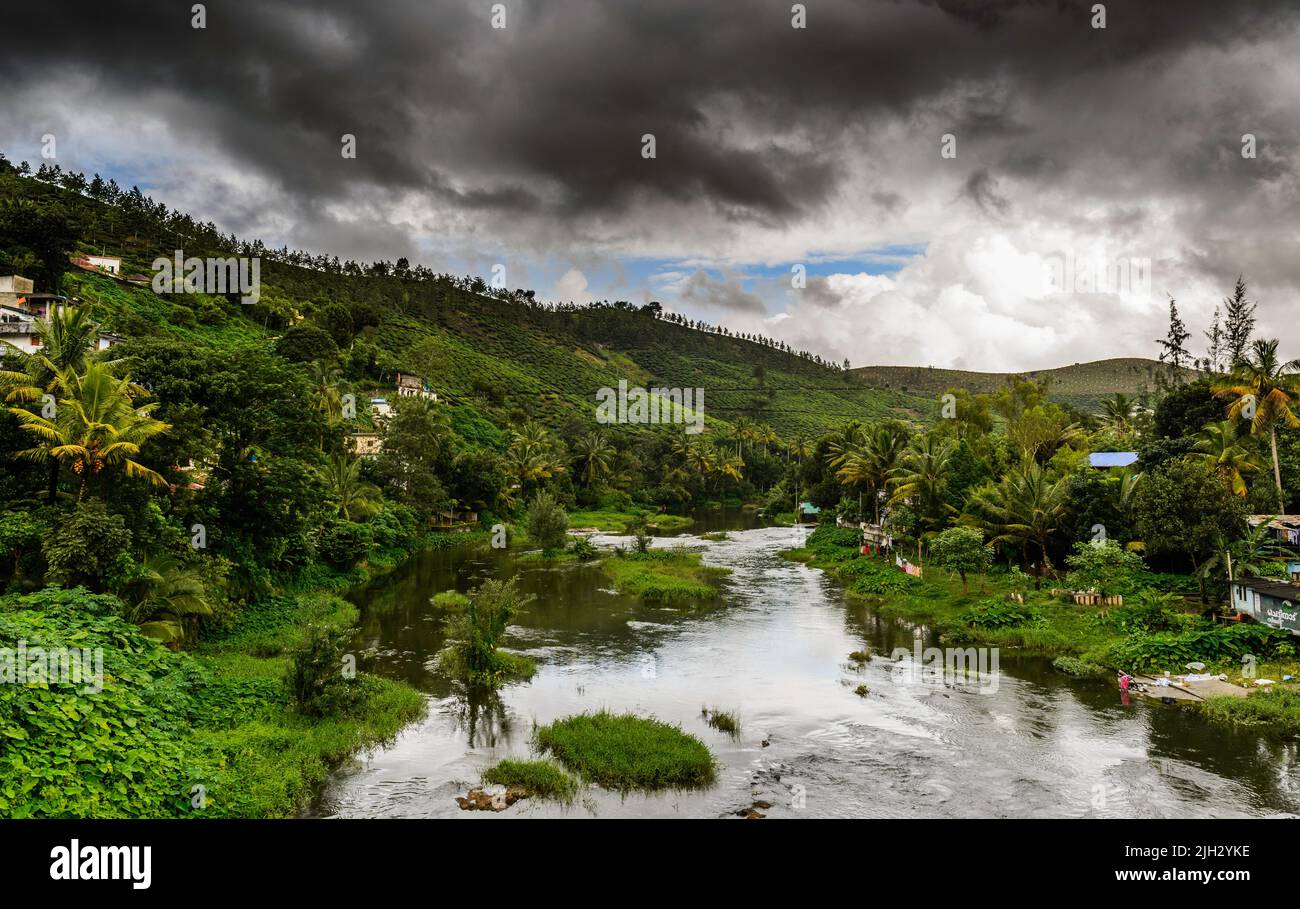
[785,525,1300,739]
[0,529,484,819]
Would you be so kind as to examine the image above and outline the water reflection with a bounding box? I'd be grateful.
[318,513,1300,818]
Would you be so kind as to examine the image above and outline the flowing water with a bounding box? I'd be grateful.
[315,514,1300,818]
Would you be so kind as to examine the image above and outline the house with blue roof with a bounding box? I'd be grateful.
[1088,451,1139,469]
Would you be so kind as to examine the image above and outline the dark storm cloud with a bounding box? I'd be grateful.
[5,0,1297,236]
[960,169,1010,216]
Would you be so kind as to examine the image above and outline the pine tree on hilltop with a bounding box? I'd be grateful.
[1223,276,1256,368]
[1156,296,1192,372]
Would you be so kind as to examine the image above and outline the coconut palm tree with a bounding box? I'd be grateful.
[306,359,345,425]
[1199,519,1286,593]
[0,305,107,394]
[1215,338,1300,511]
[7,361,170,501]
[572,430,615,489]
[836,422,908,523]
[788,434,813,463]
[1099,392,1137,434]
[319,451,382,520]
[1192,419,1263,497]
[889,433,956,534]
[505,421,565,496]
[964,462,1070,588]
[731,415,756,457]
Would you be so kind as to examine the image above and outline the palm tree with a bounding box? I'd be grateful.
[1192,420,1262,497]
[964,463,1070,588]
[117,553,217,645]
[0,305,107,394]
[681,439,716,477]
[306,359,345,426]
[889,434,956,535]
[7,361,170,501]
[1099,392,1136,434]
[1215,338,1300,512]
[825,420,868,471]
[572,431,615,488]
[788,434,813,463]
[505,421,565,496]
[319,451,382,520]
[837,422,909,523]
[731,415,755,457]
[1200,519,1286,593]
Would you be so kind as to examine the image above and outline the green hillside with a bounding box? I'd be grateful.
[0,161,932,442]
[851,358,1195,412]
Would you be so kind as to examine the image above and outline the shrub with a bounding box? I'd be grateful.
[1052,655,1109,678]
[284,623,360,717]
[42,500,134,592]
[1099,590,1186,634]
[525,491,568,551]
[568,537,598,561]
[1107,623,1293,673]
[436,578,536,688]
[959,598,1035,629]
[1063,540,1148,596]
[629,516,653,554]
[317,520,372,570]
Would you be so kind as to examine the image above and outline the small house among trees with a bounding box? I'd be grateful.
[396,372,436,402]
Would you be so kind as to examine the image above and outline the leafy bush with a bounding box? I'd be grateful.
[1063,540,1148,596]
[568,537,598,561]
[837,556,918,595]
[1108,623,1293,672]
[959,598,1035,629]
[1052,655,1109,678]
[436,578,536,688]
[284,623,360,717]
[0,592,207,817]
[525,490,568,551]
[317,520,372,570]
[1098,590,1187,634]
[41,500,133,592]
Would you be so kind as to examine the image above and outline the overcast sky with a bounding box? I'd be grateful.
[3,0,1298,371]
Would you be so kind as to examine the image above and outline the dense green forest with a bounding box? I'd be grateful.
[4,151,1300,817]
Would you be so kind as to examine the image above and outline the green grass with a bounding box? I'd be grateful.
[482,759,578,802]
[600,549,729,602]
[567,509,694,533]
[701,706,741,736]
[535,711,716,790]
[1200,687,1300,737]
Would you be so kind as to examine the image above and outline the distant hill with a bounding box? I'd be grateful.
[850,358,1195,412]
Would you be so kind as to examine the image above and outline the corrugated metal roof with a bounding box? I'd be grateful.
[1088,452,1139,467]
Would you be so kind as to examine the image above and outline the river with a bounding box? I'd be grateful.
[314,512,1300,818]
